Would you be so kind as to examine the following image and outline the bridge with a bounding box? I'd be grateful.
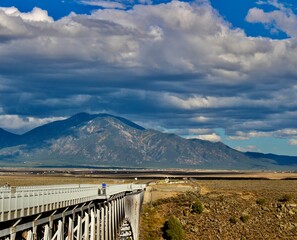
[0,183,146,240]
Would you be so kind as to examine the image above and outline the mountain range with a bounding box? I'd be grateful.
[0,113,296,170]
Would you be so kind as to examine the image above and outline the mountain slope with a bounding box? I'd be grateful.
[245,152,297,166]
[0,113,295,169]
[0,128,19,148]
[20,112,145,146]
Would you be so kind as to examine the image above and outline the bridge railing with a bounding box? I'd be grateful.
[0,184,99,221]
[0,183,146,222]
[104,184,146,197]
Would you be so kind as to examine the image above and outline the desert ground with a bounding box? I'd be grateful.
[140,179,297,239]
[0,169,296,239]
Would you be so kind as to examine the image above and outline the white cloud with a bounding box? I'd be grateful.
[162,92,292,110]
[163,94,242,110]
[235,145,259,152]
[187,133,221,142]
[288,139,297,146]
[275,129,297,137]
[228,128,297,141]
[0,1,296,79]
[0,115,65,133]
[0,7,53,22]
[0,1,297,143]
[228,131,272,140]
[80,1,126,9]
[191,116,210,123]
[246,1,297,37]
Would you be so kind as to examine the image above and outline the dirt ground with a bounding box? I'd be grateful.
[144,183,195,204]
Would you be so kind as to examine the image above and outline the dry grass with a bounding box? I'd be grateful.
[140,179,297,240]
[197,179,297,194]
[0,174,127,186]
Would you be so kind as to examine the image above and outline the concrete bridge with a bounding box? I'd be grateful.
[0,183,146,240]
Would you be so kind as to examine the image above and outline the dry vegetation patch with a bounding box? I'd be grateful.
[140,180,297,240]
[0,174,125,186]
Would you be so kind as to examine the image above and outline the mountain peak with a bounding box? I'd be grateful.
[69,112,145,131]
[70,112,92,119]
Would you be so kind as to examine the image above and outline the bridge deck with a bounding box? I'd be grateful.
[0,183,145,222]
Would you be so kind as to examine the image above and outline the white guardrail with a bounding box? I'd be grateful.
[0,183,146,222]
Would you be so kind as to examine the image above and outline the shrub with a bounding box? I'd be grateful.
[229,216,237,224]
[256,198,266,205]
[192,200,204,214]
[240,214,249,223]
[163,216,185,240]
[279,194,292,202]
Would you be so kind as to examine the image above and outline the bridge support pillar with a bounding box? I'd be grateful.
[76,215,82,240]
[112,200,115,240]
[114,199,118,239]
[124,191,144,240]
[9,227,16,240]
[104,204,108,240]
[96,209,100,240]
[48,216,53,239]
[67,217,74,240]
[108,202,112,240]
[84,212,89,240]
[100,206,104,240]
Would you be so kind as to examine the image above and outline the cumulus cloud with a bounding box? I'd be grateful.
[246,0,297,37]
[0,7,53,22]
[275,128,297,137]
[0,1,296,152]
[0,115,65,133]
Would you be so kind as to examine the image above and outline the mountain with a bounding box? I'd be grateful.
[0,113,296,169]
[0,128,19,148]
[244,152,297,166]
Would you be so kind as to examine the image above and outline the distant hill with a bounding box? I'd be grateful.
[0,128,19,148]
[0,113,296,169]
[244,152,297,166]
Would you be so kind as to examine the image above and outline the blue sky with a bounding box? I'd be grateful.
[0,0,297,156]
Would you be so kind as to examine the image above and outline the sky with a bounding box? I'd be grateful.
[0,0,297,155]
